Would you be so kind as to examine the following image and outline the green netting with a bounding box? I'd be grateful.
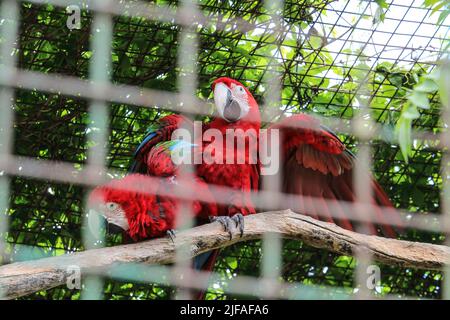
[1,0,449,299]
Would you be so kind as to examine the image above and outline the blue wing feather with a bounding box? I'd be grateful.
[133,131,157,158]
[193,251,213,270]
[129,130,158,173]
[129,119,196,173]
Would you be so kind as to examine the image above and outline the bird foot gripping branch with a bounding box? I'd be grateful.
[166,229,177,243]
[209,213,245,240]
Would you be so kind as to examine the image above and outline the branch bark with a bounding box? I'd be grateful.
[1,209,449,299]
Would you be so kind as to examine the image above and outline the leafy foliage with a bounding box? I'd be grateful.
[424,0,450,26]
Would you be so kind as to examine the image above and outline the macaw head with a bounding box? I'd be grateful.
[87,174,174,241]
[212,77,260,123]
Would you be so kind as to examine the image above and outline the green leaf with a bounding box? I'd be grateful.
[414,78,439,92]
[309,35,324,49]
[375,0,389,9]
[408,91,430,109]
[402,104,420,119]
[373,5,385,24]
[396,116,413,163]
[438,10,450,25]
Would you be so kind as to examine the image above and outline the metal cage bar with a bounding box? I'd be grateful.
[0,0,19,299]
[81,5,114,300]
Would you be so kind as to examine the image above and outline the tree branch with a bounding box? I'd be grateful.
[1,210,449,299]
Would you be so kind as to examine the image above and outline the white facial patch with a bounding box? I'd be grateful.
[88,201,130,233]
[103,202,130,231]
[214,82,250,122]
[230,83,250,118]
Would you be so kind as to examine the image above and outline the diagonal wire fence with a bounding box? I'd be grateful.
[0,0,449,299]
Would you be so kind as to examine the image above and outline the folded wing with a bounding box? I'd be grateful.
[129,114,192,173]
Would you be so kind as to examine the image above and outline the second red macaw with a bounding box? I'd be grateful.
[88,140,218,242]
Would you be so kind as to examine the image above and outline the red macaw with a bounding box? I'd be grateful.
[127,78,262,239]
[88,124,221,299]
[88,141,218,242]
[199,77,399,237]
[196,77,261,231]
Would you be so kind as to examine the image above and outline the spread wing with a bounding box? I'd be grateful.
[269,114,401,238]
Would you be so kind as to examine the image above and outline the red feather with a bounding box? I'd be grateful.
[198,77,261,217]
[89,174,218,241]
[269,114,401,238]
[132,114,192,173]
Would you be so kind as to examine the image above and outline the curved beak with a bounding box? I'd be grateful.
[214,82,241,122]
[88,209,125,236]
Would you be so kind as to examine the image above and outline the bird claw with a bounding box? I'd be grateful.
[232,213,244,238]
[166,229,177,243]
[209,213,244,240]
[209,216,233,240]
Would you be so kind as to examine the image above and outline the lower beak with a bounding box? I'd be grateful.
[107,223,125,234]
[88,209,125,236]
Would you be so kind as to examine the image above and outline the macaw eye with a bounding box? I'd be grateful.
[106,202,118,211]
[236,86,245,93]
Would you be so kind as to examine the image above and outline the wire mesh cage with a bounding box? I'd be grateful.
[0,0,449,300]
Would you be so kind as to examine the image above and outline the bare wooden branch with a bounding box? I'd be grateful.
[1,209,449,299]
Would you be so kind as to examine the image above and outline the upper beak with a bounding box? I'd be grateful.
[214,82,241,122]
[88,209,125,236]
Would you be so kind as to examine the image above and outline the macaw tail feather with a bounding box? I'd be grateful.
[192,249,220,300]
